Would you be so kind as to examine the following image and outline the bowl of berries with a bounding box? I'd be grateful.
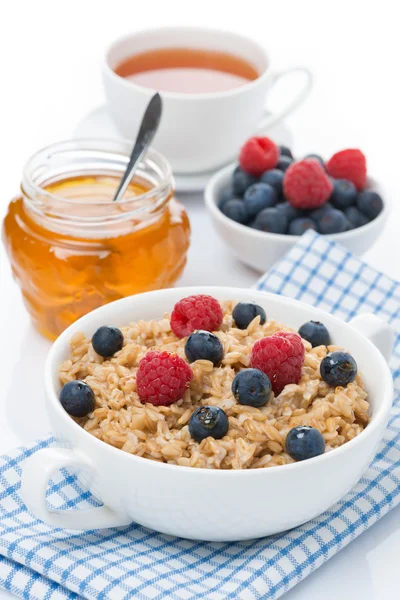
[205,137,389,272]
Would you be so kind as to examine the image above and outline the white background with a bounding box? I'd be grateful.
[1,1,400,598]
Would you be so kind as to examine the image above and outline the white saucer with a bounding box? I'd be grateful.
[74,105,293,193]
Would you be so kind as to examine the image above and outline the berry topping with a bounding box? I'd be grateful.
[185,331,224,365]
[136,350,193,406]
[250,331,305,395]
[298,321,331,347]
[189,406,229,443]
[92,326,124,358]
[318,208,349,234]
[309,202,334,223]
[357,190,384,220]
[220,198,249,224]
[279,145,293,159]
[232,302,266,330]
[330,179,357,210]
[218,186,234,210]
[60,380,95,417]
[171,294,223,338]
[260,168,285,196]
[283,159,333,209]
[288,217,317,236]
[326,149,367,191]
[344,206,369,228]
[252,207,288,234]
[239,136,279,176]
[244,183,277,218]
[320,351,357,387]
[232,166,258,196]
[232,368,271,407]
[286,426,325,461]
[304,153,325,168]
[276,202,303,222]
[276,156,293,172]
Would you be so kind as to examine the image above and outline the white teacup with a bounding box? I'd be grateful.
[103,27,313,173]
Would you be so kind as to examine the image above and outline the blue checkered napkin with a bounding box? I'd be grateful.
[1,230,399,600]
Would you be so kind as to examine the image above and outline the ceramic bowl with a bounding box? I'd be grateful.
[21,287,393,541]
[204,164,389,272]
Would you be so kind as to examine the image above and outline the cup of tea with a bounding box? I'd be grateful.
[103,27,312,173]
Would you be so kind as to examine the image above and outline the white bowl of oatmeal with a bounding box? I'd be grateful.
[21,287,393,541]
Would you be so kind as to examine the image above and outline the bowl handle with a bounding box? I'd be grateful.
[20,447,131,530]
[349,314,394,362]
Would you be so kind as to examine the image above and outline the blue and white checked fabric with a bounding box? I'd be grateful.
[1,230,399,600]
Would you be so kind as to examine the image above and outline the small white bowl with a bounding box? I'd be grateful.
[205,164,389,272]
[20,287,393,541]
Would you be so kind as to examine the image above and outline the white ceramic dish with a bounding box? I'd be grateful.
[20,287,393,541]
[205,164,390,272]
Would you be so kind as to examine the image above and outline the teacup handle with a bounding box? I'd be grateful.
[349,314,394,362]
[20,447,131,530]
[256,66,313,132]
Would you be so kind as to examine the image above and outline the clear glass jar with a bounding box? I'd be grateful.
[3,139,190,340]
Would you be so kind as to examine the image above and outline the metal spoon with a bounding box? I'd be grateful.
[112,92,163,202]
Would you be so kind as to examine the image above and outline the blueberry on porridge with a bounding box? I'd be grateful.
[58,295,369,469]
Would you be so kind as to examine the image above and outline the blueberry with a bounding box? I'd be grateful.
[309,202,334,223]
[279,145,293,159]
[288,217,317,236]
[304,154,325,168]
[345,206,369,229]
[60,380,95,417]
[276,156,293,172]
[232,166,258,196]
[244,183,277,218]
[298,321,331,347]
[220,199,249,224]
[330,179,357,210]
[276,202,303,222]
[232,302,266,329]
[286,426,325,461]
[260,169,285,197]
[219,186,234,210]
[318,208,349,234]
[189,406,229,442]
[252,208,288,234]
[185,331,223,365]
[357,190,384,220]
[92,326,124,358]
[320,351,357,387]
[232,369,271,407]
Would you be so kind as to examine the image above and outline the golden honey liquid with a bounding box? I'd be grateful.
[3,175,190,340]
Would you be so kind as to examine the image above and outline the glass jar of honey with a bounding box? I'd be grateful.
[3,139,190,340]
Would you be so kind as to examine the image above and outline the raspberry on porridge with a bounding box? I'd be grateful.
[58,297,370,470]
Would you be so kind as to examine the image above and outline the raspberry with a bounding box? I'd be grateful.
[250,331,305,395]
[239,137,279,176]
[136,350,193,406]
[171,295,223,338]
[326,149,367,191]
[283,159,333,209]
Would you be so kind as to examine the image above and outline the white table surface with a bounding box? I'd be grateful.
[1,1,400,598]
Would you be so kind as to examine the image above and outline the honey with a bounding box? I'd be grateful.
[2,141,190,340]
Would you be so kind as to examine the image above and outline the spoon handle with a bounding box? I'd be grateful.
[113,92,163,202]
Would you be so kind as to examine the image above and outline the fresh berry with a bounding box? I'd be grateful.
[232,368,271,407]
[219,186,234,210]
[189,406,229,443]
[288,217,317,236]
[276,202,303,222]
[232,166,258,196]
[283,159,333,209]
[304,154,325,168]
[320,351,357,387]
[171,295,223,338]
[286,426,325,461]
[252,207,288,234]
[185,331,223,365]
[345,206,369,228]
[298,321,331,347]
[260,169,285,196]
[244,183,277,218]
[309,202,334,223]
[60,380,95,417]
[276,156,293,171]
[357,190,383,220]
[232,302,266,329]
[279,145,293,159]
[239,136,279,176]
[92,326,124,358]
[330,179,357,210]
[220,199,249,224]
[326,149,367,191]
[318,208,349,234]
[250,331,305,395]
[136,350,193,406]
